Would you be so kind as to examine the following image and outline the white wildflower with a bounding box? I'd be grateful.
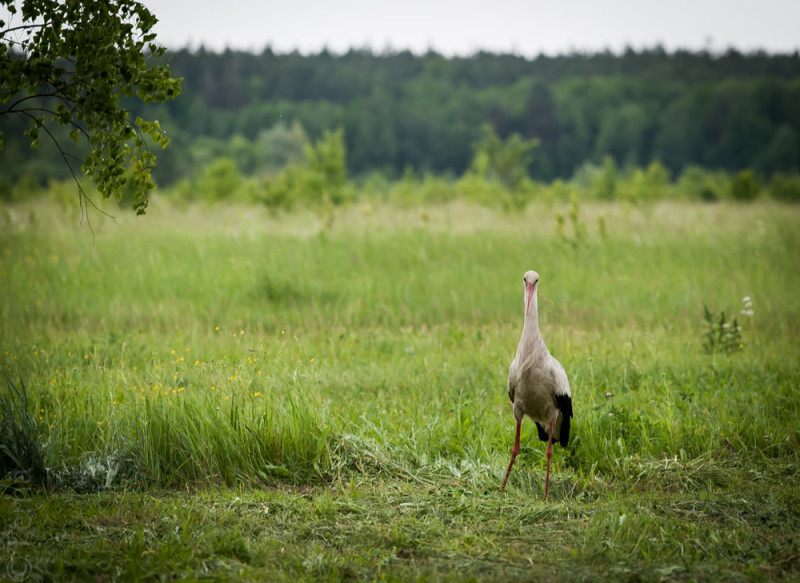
[740,296,754,316]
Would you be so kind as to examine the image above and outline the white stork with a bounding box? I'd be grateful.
[500,270,573,498]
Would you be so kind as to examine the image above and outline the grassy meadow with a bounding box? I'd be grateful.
[1,196,799,581]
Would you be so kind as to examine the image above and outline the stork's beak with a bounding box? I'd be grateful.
[525,282,534,316]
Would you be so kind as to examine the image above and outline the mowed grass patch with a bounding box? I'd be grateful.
[1,468,798,581]
[1,198,799,580]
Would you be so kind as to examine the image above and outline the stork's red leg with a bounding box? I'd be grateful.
[544,419,554,500]
[500,417,522,492]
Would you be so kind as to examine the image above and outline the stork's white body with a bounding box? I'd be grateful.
[501,270,572,497]
[507,296,571,445]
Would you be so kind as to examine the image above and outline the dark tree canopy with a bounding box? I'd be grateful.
[3,24,800,193]
[0,0,181,214]
[138,47,799,183]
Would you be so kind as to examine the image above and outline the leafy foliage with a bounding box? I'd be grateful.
[769,172,800,202]
[4,44,800,193]
[144,49,800,184]
[471,124,538,191]
[262,128,349,209]
[0,0,181,214]
[702,304,743,354]
[729,169,761,201]
[303,127,348,204]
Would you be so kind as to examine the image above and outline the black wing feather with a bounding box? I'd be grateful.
[555,393,573,447]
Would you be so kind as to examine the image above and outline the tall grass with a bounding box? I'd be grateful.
[1,198,799,491]
[0,378,47,487]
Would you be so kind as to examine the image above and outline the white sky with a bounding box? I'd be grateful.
[137,0,800,56]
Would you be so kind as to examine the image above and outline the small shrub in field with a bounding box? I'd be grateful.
[677,165,726,201]
[699,186,719,202]
[261,128,350,210]
[304,128,348,205]
[701,304,743,354]
[196,157,244,202]
[547,178,577,202]
[729,170,760,201]
[596,156,618,200]
[768,173,800,202]
[555,195,587,247]
[470,124,538,194]
[254,121,308,173]
[418,174,458,205]
[620,161,671,202]
[453,172,507,207]
[261,165,304,210]
[572,157,618,200]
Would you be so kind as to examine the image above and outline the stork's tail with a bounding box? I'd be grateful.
[555,393,573,447]
[535,394,573,446]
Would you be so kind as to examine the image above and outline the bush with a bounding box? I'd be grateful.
[261,164,304,210]
[547,178,583,203]
[254,122,308,174]
[260,128,350,211]
[470,125,539,194]
[572,157,618,200]
[453,172,512,208]
[676,166,729,202]
[195,157,244,202]
[618,161,671,202]
[304,128,348,205]
[729,170,760,201]
[768,173,800,202]
[596,156,619,200]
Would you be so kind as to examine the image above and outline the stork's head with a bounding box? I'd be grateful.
[523,270,539,316]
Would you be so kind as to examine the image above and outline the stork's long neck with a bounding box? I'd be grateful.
[517,289,544,360]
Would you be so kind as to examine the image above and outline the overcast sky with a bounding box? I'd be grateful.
[138,0,800,56]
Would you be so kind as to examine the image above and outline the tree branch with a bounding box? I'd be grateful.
[0,23,48,36]
[1,0,181,216]
[1,104,92,143]
[15,109,115,226]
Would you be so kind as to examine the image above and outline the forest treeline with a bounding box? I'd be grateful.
[2,47,800,191]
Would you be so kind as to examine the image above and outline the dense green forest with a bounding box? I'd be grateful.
[2,47,800,191]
